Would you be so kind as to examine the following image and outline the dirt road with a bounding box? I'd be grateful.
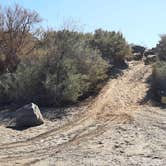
[0,61,166,166]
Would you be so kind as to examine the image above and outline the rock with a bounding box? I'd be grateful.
[144,54,157,65]
[144,49,155,57]
[131,45,146,54]
[16,103,44,128]
[133,52,143,60]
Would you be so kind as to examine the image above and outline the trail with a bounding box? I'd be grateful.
[0,61,166,166]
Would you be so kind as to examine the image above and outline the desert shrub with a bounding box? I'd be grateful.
[0,30,109,106]
[40,30,109,105]
[88,29,132,66]
[0,73,14,105]
[0,58,45,105]
[152,61,166,100]
[0,4,132,108]
[156,35,166,61]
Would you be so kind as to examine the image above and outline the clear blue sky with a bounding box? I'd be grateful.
[0,0,166,48]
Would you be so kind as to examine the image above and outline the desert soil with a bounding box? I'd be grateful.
[0,61,166,166]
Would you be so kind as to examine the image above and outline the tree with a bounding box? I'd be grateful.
[0,4,42,72]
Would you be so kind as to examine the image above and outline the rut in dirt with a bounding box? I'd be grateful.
[1,61,165,166]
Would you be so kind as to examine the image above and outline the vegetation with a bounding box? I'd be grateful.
[0,30,109,106]
[0,4,131,107]
[0,4,41,73]
[88,29,132,66]
[156,35,166,61]
[151,35,166,101]
[152,61,166,101]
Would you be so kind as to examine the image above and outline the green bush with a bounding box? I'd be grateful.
[152,61,166,100]
[0,60,45,105]
[156,35,166,61]
[0,5,133,108]
[0,30,109,106]
[88,29,132,66]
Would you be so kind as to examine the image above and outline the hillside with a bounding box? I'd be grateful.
[0,61,166,166]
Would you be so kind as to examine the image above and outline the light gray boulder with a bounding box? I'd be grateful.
[16,103,44,128]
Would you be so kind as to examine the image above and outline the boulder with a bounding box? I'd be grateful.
[133,52,143,60]
[131,45,146,54]
[144,54,157,65]
[144,49,155,57]
[16,103,44,128]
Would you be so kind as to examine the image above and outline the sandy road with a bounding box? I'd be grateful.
[0,61,166,166]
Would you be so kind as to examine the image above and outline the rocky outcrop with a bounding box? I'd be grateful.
[131,45,146,54]
[131,45,146,60]
[144,49,155,57]
[133,52,143,60]
[16,103,44,128]
[144,54,157,65]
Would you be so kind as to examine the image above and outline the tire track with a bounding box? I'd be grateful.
[0,61,153,165]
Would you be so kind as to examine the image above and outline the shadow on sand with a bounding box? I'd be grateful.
[139,74,166,109]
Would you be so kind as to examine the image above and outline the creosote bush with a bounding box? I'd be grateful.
[0,30,109,106]
[152,61,166,100]
[0,4,132,107]
[88,29,132,66]
[156,35,166,61]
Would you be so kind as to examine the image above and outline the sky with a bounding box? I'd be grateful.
[0,0,166,48]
